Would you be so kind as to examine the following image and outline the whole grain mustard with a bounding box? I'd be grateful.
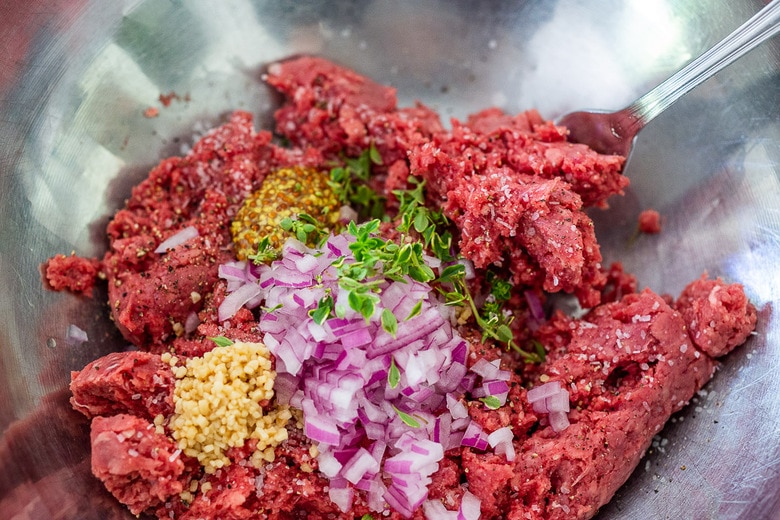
[231,166,340,260]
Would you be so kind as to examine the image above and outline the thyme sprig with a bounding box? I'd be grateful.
[247,236,279,265]
[280,213,329,247]
[393,178,455,262]
[328,143,387,221]
[438,263,544,363]
[328,219,436,324]
[392,179,543,362]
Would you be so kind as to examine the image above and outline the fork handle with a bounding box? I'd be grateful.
[626,0,780,129]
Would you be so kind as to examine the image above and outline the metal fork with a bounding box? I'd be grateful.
[557,0,780,157]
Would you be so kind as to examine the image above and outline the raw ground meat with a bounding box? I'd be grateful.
[408,107,627,309]
[45,56,758,519]
[90,414,189,515]
[70,351,175,421]
[638,209,662,234]
[44,253,102,296]
[675,275,757,357]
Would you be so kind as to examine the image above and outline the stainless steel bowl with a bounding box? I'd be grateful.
[1,1,778,519]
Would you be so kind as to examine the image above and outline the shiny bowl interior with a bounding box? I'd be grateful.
[1,1,778,519]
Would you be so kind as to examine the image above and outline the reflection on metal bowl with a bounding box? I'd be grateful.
[1,1,778,519]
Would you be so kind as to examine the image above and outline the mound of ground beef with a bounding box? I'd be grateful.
[45,56,757,520]
[44,253,102,296]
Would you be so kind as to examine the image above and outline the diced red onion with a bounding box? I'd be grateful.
[154,225,199,253]
[294,254,321,274]
[184,312,200,334]
[548,410,571,432]
[342,447,380,485]
[328,477,354,513]
[422,254,442,269]
[305,414,341,445]
[483,380,509,395]
[339,205,359,224]
[217,282,264,322]
[384,486,415,518]
[527,380,562,402]
[317,449,342,478]
[487,426,516,462]
[459,259,475,281]
[424,499,458,520]
[218,262,248,283]
[524,290,545,321]
[461,422,488,451]
[546,389,570,413]
[65,324,88,346]
[457,491,481,520]
[451,417,471,431]
[470,358,499,379]
[446,394,469,420]
[245,229,510,517]
[340,327,373,349]
[451,340,468,365]
[527,381,571,431]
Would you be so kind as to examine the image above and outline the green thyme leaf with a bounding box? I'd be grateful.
[247,236,279,265]
[280,213,328,247]
[393,405,421,428]
[413,209,428,233]
[328,146,387,221]
[495,324,514,343]
[388,357,400,389]
[309,295,334,325]
[381,308,398,337]
[480,395,502,410]
[405,300,423,321]
[531,339,547,363]
[209,336,233,347]
[438,263,466,284]
[368,141,383,165]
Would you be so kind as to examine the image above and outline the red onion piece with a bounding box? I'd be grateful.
[457,491,482,520]
[342,447,380,485]
[546,389,571,413]
[338,205,358,224]
[487,426,516,462]
[527,381,571,432]
[459,259,475,281]
[526,380,562,402]
[317,450,342,478]
[446,394,469,420]
[183,312,200,334]
[218,262,248,284]
[154,225,199,253]
[384,486,415,518]
[65,324,88,346]
[217,282,264,322]
[548,410,571,432]
[470,358,500,380]
[461,422,489,451]
[305,414,341,445]
[483,380,509,395]
[424,499,458,519]
[328,477,354,513]
[524,289,545,321]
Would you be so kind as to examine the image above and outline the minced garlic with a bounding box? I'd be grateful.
[167,341,292,473]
